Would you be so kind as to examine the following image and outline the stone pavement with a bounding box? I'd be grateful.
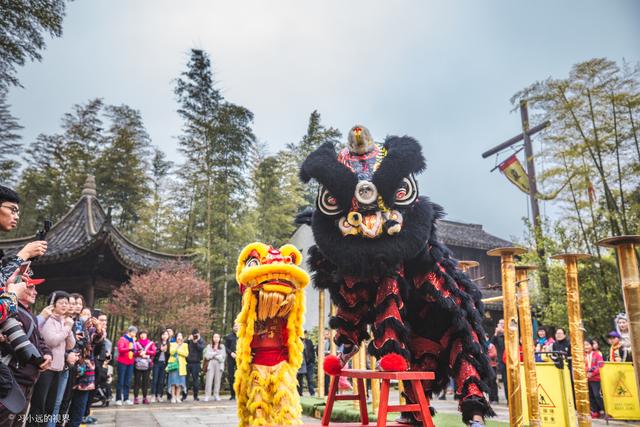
[89,395,638,426]
[89,399,317,427]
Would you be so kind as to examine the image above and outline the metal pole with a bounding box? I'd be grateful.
[598,236,640,396]
[515,266,541,427]
[318,289,325,397]
[488,247,526,427]
[551,253,591,427]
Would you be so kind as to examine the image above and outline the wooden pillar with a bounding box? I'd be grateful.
[598,236,640,397]
[330,304,337,355]
[515,266,540,427]
[318,289,326,397]
[551,253,591,427]
[488,247,527,427]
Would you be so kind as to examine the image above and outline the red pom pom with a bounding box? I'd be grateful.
[379,353,408,371]
[324,355,342,375]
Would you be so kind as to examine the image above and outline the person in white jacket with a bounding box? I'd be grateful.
[203,333,226,401]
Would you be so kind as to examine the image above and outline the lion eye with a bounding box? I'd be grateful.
[394,175,418,206]
[245,257,260,268]
[316,186,342,216]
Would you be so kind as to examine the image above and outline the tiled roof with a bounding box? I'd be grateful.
[436,220,512,250]
[0,176,189,271]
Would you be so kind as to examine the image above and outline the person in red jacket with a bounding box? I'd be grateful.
[115,326,137,405]
[585,339,605,418]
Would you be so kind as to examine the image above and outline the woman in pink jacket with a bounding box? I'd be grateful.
[133,329,156,404]
[115,326,138,405]
[29,291,76,427]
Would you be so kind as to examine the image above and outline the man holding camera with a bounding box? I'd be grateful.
[185,329,205,401]
[0,186,48,286]
[0,185,51,426]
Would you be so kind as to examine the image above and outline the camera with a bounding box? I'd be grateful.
[0,317,44,367]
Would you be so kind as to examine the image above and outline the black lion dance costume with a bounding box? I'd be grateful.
[299,125,495,425]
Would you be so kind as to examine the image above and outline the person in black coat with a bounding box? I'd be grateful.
[300,330,316,396]
[490,319,507,402]
[224,324,238,400]
[184,329,205,401]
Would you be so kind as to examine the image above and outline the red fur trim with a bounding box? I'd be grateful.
[324,355,342,375]
[379,353,408,371]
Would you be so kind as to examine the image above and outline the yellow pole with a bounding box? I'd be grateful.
[481,296,504,304]
[597,235,640,396]
[370,354,379,411]
[515,266,541,427]
[318,289,325,397]
[330,304,337,356]
[488,247,526,427]
[551,253,591,427]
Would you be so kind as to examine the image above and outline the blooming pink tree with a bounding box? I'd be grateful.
[108,264,211,337]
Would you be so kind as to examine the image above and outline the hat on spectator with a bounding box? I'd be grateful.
[607,331,621,338]
[128,325,138,334]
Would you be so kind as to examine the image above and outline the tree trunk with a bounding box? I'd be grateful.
[611,94,629,234]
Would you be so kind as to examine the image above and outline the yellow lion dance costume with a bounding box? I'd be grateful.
[234,243,310,427]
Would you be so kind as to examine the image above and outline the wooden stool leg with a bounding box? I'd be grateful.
[357,378,369,425]
[411,380,434,427]
[376,379,390,427]
[322,375,340,426]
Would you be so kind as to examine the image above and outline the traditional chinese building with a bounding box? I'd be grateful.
[0,176,188,307]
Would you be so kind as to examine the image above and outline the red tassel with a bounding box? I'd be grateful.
[324,355,342,375]
[379,353,408,371]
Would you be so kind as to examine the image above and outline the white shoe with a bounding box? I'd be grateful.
[215,395,221,401]
[149,396,156,403]
[115,400,123,406]
[171,397,177,403]
[125,400,134,405]
[203,397,209,402]
[158,396,164,403]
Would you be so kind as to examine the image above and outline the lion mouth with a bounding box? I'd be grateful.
[338,210,403,238]
[257,290,295,321]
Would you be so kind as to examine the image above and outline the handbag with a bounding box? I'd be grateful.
[166,350,179,372]
[135,342,153,370]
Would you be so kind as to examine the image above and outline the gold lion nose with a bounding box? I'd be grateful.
[347,211,362,227]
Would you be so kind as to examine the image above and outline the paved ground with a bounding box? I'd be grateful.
[89,394,638,426]
[90,399,317,427]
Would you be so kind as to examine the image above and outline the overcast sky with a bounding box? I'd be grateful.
[7,0,640,242]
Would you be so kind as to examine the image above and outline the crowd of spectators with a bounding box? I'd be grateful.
[488,315,633,419]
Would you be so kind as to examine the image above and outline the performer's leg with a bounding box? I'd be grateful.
[448,336,492,424]
[270,361,302,426]
[368,276,410,361]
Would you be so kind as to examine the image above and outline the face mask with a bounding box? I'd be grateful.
[79,316,88,322]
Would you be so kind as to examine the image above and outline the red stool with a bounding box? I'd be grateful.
[321,369,435,427]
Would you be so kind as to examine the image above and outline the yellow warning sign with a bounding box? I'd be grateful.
[537,384,555,408]
[601,362,640,420]
[613,377,632,397]
[520,362,576,426]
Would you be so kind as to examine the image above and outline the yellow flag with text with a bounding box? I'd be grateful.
[498,154,530,194]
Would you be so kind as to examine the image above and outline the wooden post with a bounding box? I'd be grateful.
[330,304,337,355]
[318,289,325,397]
[488,247,527,427]
[598,236,640,397]
[515,266,540,427]
[370,354,379,411]
[551,253,591,427]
